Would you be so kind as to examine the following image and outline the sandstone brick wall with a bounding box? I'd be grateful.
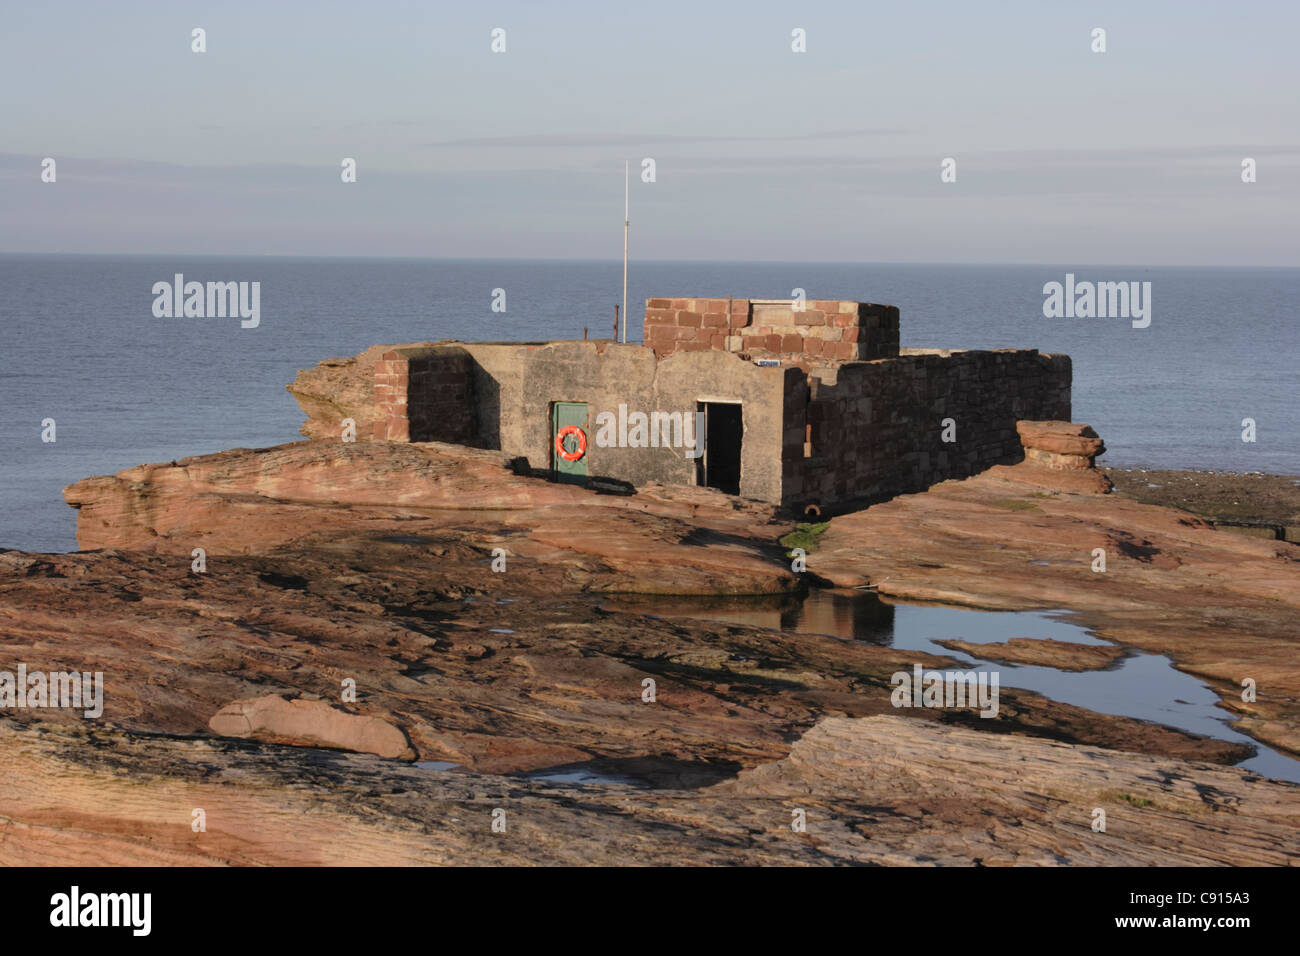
[794,350,1071,511]
[781,372,814,507]
[644,298,900,364]
[374,347,475,443]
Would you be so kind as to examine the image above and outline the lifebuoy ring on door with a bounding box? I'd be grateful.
[555,425,587,462]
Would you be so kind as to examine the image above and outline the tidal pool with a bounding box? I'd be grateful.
[515,766,650,788]
[612,589,1300,784]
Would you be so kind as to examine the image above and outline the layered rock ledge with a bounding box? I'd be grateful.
[935,638,1128,672]
[2,715,1294,866]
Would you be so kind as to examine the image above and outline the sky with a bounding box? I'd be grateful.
[1,0,1297,265]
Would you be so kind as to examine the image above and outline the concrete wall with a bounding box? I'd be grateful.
[644,297,900,365]
[463,342,793,503]
[653,351,797,503]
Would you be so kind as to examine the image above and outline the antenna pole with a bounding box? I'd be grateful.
[621,160,629,343]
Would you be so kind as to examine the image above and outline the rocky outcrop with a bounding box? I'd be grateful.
[49,434,1300,764]
[5,406,1295,865]
[1,524,1250,777]
[984,420,1113,494]
[209,695,413,760]
[1017,420,1106,466]
[61,439,797,596]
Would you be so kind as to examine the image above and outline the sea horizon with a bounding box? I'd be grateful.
[5,251,1299,270]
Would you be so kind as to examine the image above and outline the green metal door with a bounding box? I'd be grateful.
[552,402,589,484]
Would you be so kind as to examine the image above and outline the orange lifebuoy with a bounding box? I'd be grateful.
[555,425,587,462]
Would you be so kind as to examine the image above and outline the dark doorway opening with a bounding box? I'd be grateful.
[696,402,742,495]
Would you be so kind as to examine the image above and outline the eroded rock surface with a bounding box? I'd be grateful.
[1,432,1294,866]
[2,715,1294,866]
[62,440,796,596]
[2,531,1249,777]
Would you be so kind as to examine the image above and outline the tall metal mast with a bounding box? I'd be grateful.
[621,160,629,343]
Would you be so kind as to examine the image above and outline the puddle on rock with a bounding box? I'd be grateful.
[414,753,735,790]
[515,766,649,788]
[413,759,640,786]
[609,590,1300,784]
[509,755,734,790]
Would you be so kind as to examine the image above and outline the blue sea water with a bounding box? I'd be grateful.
[1,255,1296,553]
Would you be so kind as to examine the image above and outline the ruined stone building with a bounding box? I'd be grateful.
[364,297,1071,515]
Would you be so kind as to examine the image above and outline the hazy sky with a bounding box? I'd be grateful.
[2,0,1297,265]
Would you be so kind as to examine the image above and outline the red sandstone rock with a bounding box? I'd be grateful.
[3,715,1295,866]
[209,695,414,760]
[61,439,798,596]
[935,637,1127,672]
[1017,420,1106,458]
[5,430,1299,864]
[988,461,1114,494]
[1002,420,1113,492]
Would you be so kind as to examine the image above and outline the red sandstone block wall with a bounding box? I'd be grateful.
[643,298,899,364]
[374,348,475,443]
[643,297,751,356]
[374,352,411,441]
[408,352,474,443]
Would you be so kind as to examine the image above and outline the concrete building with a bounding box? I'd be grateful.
[371,297,1071,515]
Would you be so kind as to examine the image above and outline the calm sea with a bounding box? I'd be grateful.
[1,255,1296,553]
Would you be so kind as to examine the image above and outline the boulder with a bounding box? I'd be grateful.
[1016,420,1106,468]
[209,695,414,760]
[994,420,1113,493]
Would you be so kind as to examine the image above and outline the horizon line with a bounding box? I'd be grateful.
[1,251,1296,271]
